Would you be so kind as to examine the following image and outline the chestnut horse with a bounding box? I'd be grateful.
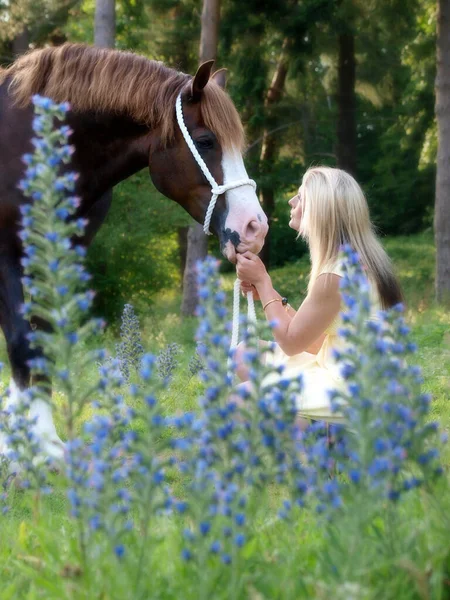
[0,44,268,461]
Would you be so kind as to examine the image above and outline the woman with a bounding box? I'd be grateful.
[235,166,403,424]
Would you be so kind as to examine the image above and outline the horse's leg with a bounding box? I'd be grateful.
[27,314,65,461]
[78,190,113,247]
[1,190,113,462]
[0,254,64,462]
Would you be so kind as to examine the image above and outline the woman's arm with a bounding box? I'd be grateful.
[256,273,341,356]
[236,253,341,357]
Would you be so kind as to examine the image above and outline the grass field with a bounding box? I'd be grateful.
[0,231,449,599]
[125,231,450,440]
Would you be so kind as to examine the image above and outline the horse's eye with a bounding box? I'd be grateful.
[195,137,214,151]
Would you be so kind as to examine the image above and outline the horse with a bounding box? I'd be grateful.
[0,43,268,462]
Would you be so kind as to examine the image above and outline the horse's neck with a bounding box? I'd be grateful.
[68,112,151,206]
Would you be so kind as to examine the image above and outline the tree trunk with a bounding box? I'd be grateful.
[94,0,116,49]
[181,0,220,316]
[181,225,208,315]
[336,32,357,175]
[435,0,450,304]
[199,0,220,60]
[259,40,289,267]
[177,226,188,284]
[12,29,29,56]
[94,0,115,299]
[170,3,195,289]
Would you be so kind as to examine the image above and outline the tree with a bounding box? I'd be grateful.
[92,0,115,299]
[331,1,358,175]
[181,0,221,317]
[12,29,29,56]
[94,0,115,48]
[43,0,440,316]
[435,0,450,303]
[336,28,356,174]
[220,0,336,266]
[0,0,79,48]
[258,39,289,266]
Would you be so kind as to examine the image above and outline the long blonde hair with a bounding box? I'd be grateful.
[299,166,403,309]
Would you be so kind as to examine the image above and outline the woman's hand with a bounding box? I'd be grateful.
[236,251,270,288]
[240,281,260,301]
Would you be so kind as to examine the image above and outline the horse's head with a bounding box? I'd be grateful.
[148,62,268,263]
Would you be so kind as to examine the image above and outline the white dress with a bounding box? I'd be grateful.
[262,262,381,424]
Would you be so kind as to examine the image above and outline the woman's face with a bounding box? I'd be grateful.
[288,188,303,231]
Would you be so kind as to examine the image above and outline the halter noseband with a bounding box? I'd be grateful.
[175,93,257,235]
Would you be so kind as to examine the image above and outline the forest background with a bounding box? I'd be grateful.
[0,0,443,323]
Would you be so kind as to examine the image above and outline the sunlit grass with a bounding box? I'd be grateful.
[0,232,447,429]
[1,232,449,598]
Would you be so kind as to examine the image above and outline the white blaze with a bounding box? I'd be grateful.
[222,147,268,253]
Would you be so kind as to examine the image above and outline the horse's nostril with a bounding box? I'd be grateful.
[245,219,261,240]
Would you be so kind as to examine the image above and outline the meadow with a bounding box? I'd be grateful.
[0,228,449,600]
[0,97,448,600]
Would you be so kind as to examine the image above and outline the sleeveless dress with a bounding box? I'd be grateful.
[262,261,382,424]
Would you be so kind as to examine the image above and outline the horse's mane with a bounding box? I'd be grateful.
[1,44,244,150]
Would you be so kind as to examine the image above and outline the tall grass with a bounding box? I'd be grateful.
[0,96,448,599]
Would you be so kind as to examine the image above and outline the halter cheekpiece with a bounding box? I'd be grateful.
[175,93,256,235]
[175,92,258,364]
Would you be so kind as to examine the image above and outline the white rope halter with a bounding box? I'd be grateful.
[175,93,256,235]
[230,278,257,348]
[175,92,259,364]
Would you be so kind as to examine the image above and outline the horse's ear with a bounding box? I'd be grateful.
[211,68,227,90]
[191,60,215,101]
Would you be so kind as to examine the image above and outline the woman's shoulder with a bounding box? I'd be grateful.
[319,257,382,311]
[319,258,344,278]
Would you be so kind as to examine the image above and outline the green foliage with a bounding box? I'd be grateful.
[221,0,437,248]
[0,0,440,316]
[352,0,436,234]
[267,188,309,267]
[86,171,190,323]
[0,0,79,44]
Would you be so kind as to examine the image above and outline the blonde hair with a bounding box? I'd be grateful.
[299,166,402,309]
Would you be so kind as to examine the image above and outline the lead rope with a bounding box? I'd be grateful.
[230,279,257,349]
[176,92,259,368]
[227,278,258,377]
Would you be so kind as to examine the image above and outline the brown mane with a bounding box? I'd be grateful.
[1,43,244,150]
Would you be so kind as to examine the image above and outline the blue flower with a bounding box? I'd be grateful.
[56,285,69,297]
[89,515,102,530]
[65,332,79,344]
[341,363,356,379]
[181,548,192,561]
[235,513,245,527]
[32,95,53,109]
[45,232,59,243]
[199,521,210,536]
[175,501,188,513]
